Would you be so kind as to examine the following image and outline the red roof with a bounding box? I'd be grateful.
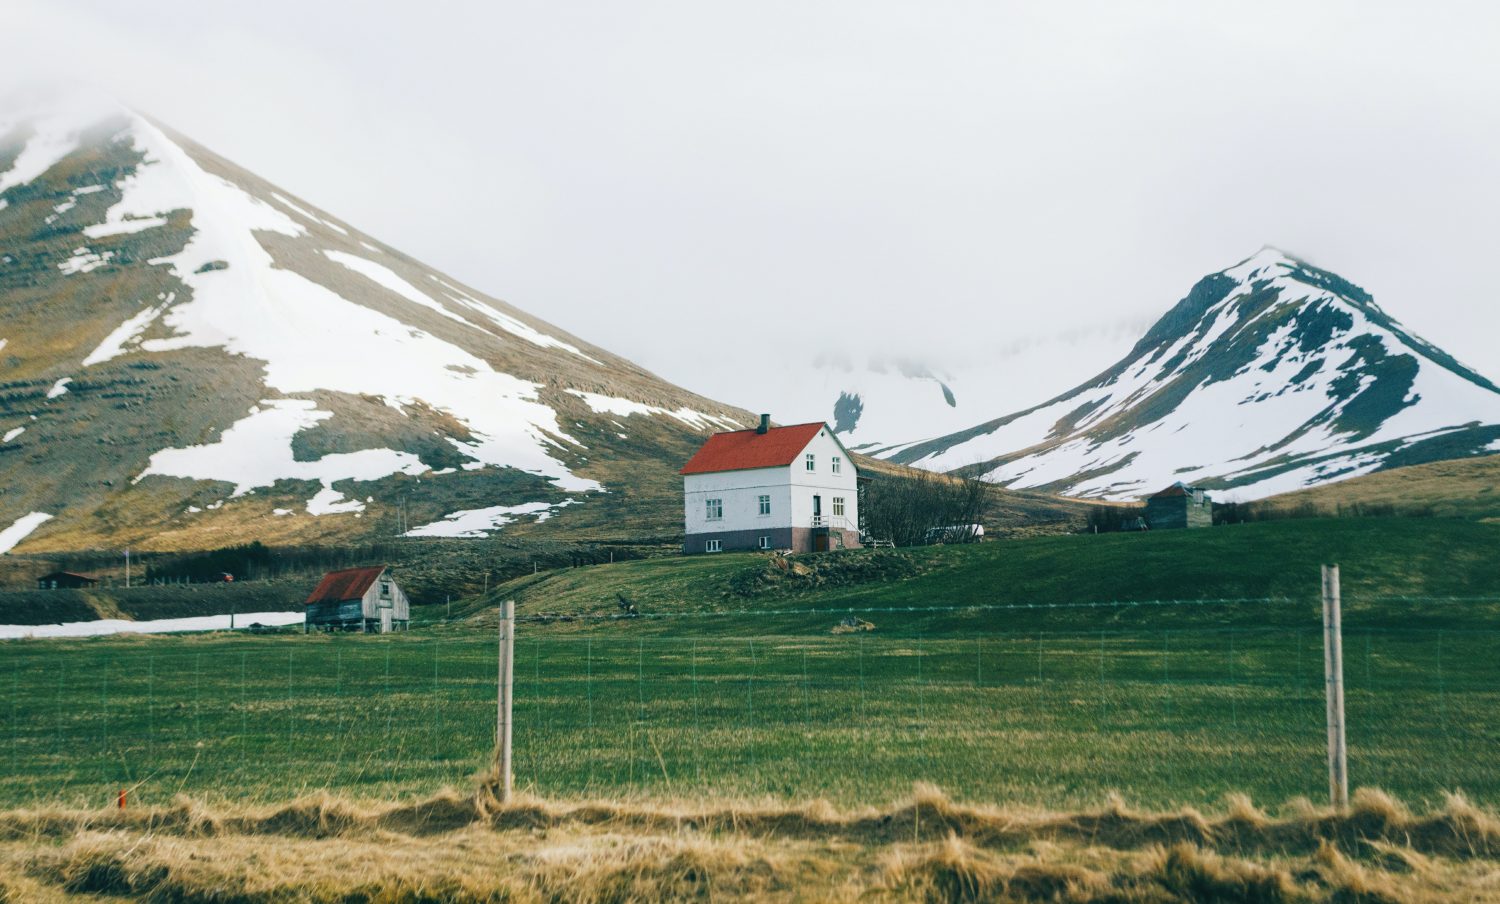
[680,423,831,475]
[306,566,387,605]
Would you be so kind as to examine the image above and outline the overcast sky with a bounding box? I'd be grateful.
[6,1,1498,416]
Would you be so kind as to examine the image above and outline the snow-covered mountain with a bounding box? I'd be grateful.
[888,249,1500,501]
[0,99,747,552]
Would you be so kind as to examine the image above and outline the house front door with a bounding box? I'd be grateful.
[811,495,829,551]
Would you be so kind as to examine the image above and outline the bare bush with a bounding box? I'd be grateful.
[862,469,989,547]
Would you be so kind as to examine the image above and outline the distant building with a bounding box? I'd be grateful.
[36,571,99,590]
[680,415,861,554]
[304,566,410,633]
[1146,483,1213,529]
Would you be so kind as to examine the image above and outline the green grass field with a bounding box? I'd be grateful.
[3,517,1498,811]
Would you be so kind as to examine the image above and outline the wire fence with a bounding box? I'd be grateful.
[2,598,1498,809]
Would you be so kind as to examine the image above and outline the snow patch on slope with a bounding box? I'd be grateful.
[0,114,79,193]
[0,512,52,554]
[82,296,170,365]
[565,389,741,431]
[430,276,603,365]
[404,499,576,538]
[324,250,479,330]
[46,378,71,398]
[271,191,347,234]
[71,112,602,503]
[138,400,429,513]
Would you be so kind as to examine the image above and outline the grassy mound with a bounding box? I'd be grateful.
[3,785,1496,902]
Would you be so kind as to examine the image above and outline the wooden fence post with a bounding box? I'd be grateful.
[496,599,515,803]
[1322,564,1349,809]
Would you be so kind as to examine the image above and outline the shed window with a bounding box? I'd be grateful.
[705,498,723,520]
[380,581,391,598]
[758,494,771,515]
[705,539,722,553]
[805,454,816,472]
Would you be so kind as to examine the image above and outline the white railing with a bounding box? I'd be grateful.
[810,515,853,530]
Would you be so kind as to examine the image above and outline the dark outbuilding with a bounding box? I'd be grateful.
[1145,483,1213,530]
[36,571,99,590]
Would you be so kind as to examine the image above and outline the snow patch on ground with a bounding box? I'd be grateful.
[3,427,23,442]
[404,499,575,538]
[324,250,478,330]
[1487,439,1500,452]
[83,215,168,238]
[565,389,740,431]
[0,512,52,554]
[82,297,170,365]
[58,248,113,274]
[0,114,79,193]
[45,378,71,399]
[138,399,429,514]
[0,611,304,640]
[270,192,348,234]
[429,276,603,365]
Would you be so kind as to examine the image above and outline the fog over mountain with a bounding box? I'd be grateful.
[2,1,1497,428]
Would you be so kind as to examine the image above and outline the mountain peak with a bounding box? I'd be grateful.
[889,254,1500,500]
[0,103,748,551]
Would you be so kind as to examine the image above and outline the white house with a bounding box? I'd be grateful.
[680,415,861,554]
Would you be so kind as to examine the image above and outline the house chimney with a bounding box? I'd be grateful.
[757,413,770,434]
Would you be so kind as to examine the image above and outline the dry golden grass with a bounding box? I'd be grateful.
[2,782,1499,902]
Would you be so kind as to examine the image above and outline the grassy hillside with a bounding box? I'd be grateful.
[4,516,1497,816]
[465,517,1500,631]
[1250,454,1500,521]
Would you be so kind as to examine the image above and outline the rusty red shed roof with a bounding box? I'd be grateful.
[306,566,388,605]
[680,423,834,475]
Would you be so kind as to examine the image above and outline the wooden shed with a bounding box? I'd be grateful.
[1145,483,1213,529]
[304,566,410,633]
[36,571,99,590]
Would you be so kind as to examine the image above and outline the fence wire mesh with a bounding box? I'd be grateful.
[2,600,1497,808]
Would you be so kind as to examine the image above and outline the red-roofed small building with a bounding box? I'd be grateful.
[304,565,410,633]
[680,415,860,554]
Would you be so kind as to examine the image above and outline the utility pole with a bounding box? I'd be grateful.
[1322,564,1349,809]
[496,599,515,803]
[124,548,130,588]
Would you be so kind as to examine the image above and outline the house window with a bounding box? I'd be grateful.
[758,536,771,550]
[832,496,846,518]
[705,539,722,553]
[805,453,815,472]
[758,494,771,515]
[832,456,841,474]
[705,498,723,521]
